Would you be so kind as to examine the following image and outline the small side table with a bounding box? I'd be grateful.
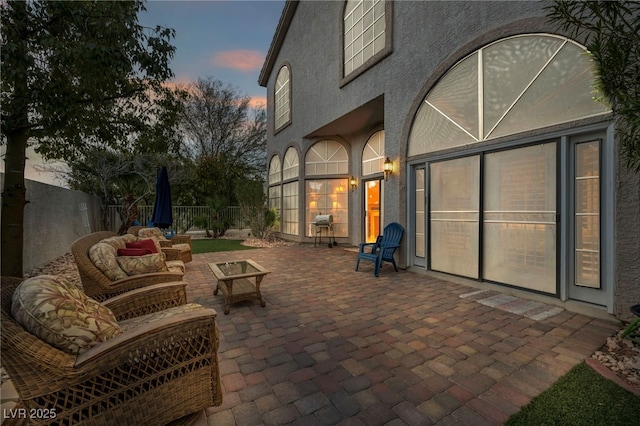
[208,259,270,314]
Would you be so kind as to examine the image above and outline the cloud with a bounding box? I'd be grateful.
[249,96,266,109]
[211,50,264,72]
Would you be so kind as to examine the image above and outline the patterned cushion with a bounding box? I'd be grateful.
[89,242,128,281]
[11,275,123,355]
[119,303,205,332]
[172,243,191,253]
[138,228,165,240]
[166,260,186,275]
[116,253,168,276]
[101,234,137,249]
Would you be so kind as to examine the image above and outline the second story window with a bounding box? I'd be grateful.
[275,65,291,131]
[344,0,386,77]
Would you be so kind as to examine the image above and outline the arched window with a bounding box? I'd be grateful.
[305,140,348,175]
[268,155,281,185]
[305,140,349,237]
[283,147,300,181]
[408,34,610,156]
[344,0,386,77]
[362,130,385,175]
[408,34,610,297]
[275,65,291,130]
[282,148,299,236]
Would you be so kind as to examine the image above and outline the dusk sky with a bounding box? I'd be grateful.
[139,0,286,108]
[4,0,286,186]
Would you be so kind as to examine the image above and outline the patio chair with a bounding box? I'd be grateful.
[72,231,185,302]
[1,276,222,425]
[355,222,404,277]
[128,226,193,263]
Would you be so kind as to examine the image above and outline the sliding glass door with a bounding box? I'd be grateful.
[429,156,480,278]
[483,143,557,293]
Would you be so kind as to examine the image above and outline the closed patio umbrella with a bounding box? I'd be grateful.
[151,166,173,229]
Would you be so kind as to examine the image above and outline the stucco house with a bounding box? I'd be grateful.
[258,0,639,320]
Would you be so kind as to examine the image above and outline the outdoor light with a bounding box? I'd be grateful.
[383,157,393,181]
[350,176,358,192]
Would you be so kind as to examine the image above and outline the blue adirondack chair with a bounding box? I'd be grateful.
[355,222,404,277]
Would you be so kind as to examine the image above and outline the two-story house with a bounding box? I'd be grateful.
[258,0,639,320]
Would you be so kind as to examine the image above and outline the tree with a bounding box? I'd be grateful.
[179,77,267,205]
[1,0,180,276]
[547,1,640,172]
[53,148,196,233]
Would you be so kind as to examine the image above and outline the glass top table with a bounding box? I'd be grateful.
[208,259,270,314]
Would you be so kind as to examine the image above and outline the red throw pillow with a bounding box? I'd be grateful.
[117,248,153,257]
[126,239,158,254]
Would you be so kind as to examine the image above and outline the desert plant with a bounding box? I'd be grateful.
[236,180,279,240]
[621,317,640,346]
[194,196,232,238]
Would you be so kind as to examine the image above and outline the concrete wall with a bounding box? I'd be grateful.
[0,173,103,274]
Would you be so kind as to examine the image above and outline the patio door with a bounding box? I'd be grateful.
[364,179,383,242]
[429,156,480,278]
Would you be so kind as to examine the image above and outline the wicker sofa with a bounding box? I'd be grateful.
[1,276,222,426]
[71,231,185,302]
[128,226,193,263]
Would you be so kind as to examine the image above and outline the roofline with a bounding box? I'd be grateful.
[258,0,299,87]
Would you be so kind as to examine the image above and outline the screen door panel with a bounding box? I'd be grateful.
[483,143,557,293]
[430,156,480,278]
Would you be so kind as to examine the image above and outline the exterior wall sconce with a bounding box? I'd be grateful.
[383,157,393,181]
[350,176,358,192]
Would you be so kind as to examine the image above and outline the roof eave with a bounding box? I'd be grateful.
[258,0,299,87]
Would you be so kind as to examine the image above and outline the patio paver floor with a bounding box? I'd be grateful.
[185,245,619,426]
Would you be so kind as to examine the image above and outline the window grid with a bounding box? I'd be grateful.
[305,140,349,176]
[362,130,385,175]
[306,179,349,237]
[282,182,299,235]
[408,34,610,156]
[275,66,290,130]
[344,0,385,76]
[575,141,600,288]
[283,147,300,181]
[268,185,281,232]
[268,156,281,185]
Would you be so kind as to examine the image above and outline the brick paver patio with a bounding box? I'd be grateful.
[186,245,619,426]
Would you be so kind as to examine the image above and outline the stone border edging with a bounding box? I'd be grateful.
[585,357,640,396]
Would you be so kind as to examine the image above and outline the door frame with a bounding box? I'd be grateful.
[363,178,383,243]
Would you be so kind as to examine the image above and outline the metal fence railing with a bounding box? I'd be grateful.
[106,205,248,234]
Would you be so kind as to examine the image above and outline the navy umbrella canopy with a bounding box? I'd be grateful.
[151,166,173,229]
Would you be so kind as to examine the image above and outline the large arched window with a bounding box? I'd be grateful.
[408,34,610,156]
[408,34,611,297]
[275,65,291,130]
[305,140,349,237]
[362,130,385,175]
[281,147,299,235]
[344,0,387,77]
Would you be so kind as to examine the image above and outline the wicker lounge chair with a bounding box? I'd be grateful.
[128,226,193,263]
[355,222,405,277]
[1,276,222,426]
[71,231,185,302]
